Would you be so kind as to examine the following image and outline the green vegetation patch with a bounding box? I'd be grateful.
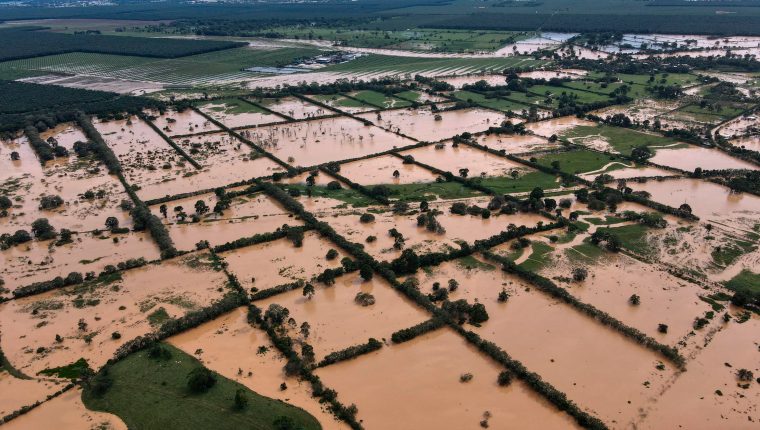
[456,255,496,271]
[82,343,320,430]
[519,241,554,272]
[565,242,606,264]
[348,90,411,109]
[711,238,757,268]
[382,181,482,202]
[476,171,559,194]
[38,358,90,379]
[560,125,685,156]
[197,98,269,115]
[725,270,760,301]
[451,90,533,113]
[602,224,652,255]
[535,149,625,175]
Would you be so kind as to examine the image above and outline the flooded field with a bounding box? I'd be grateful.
[149,108,220,137]
[411,257,678,426]
[195,98,281,128]
[650,146,759,172]
[399,142,530,177]
[628,178,760,219]
[255,271,429,360]
[316,329,578,429]
[256,97,329,120]
[167,308,347,430]
[474,132,562,153]
[0,252,228,375]
[337,154,438,185]
[155,191,298,252]
[525,116,596,137]
[357,106,506,142]
[239,116,414,168]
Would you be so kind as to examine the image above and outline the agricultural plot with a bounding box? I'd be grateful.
[650,146,759,172]
[525,116,596,137]
[399,142,531,178]
[393,90,448,104]
[195,98,281,128]
[412,256,679,426]
[238,116,414,168]
[346,90,411,109]
[323,54,547,77]
[316,329,577,429]
[533,149,625,175]
[357,106,506,142]
[166,308,346,430]
[526,85,611,104]
[0,252,229,375]
[154,191,299,252]
[3,387,126,430]
[149,108,220,137]
[559,124,686,155]
[440,74,508,89]
[306,94,376,114]
[450,90,536,114]
[255,271,429,360]
[337,154,438,185]
[255,97,329,121]
[474,133,562,153]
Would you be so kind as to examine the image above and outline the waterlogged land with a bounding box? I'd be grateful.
[1,23,760,430]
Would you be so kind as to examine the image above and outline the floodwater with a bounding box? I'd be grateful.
[0,252,228,375]
[196,99,280,128]
[518,69,588,80]
[579,164,678,181]
[315,329,579,429]
[628,178,760,219]
[650,146,759,172]
[412,258,678,426]
[148,108,220,137]
[357,106,507,142]
[474,133,561,154]
[0,371,60,418]
[156,192,299,252]
[167,307,348,430]
[257,97,329,120]
[729,135,760,152]
[716,115,760,139]
[337,154,438,185]
[318,208,546,261]
[255,271,429,360]
[239,116,414,168]
[399,142,530,177]
[223,231,346,291]
[540,252,712,344]
[440,74,508,89]
[638,314,759,428]
[2,387,126,430]
[1,230,160,294]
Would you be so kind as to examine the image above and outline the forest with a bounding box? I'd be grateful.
[0,27,245,62]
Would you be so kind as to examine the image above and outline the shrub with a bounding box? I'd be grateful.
[572,267,588,282]
[0,196,11,210]
[31,218,56,240]
[39,195,64,210]
[326,181,342,190]
[497,371,512,386]
[359,213,375,223]
[325,249,339,260]
[187,367,216,393]
[354,292,375,306]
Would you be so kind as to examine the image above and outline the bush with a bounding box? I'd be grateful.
[0,196,11,210]
[354,292,375,306]
[325,249,338,260]
[317,338,382,367]
[497,371,512,386]
[359,213,375,223]
[39,195,64,210]
[326,181,342,190]
[31,218,56,240]
[187,367,216,393]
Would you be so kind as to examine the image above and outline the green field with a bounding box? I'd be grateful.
[725,270,760,301]
[519,241,554,272]
[535,149,625,174]
[82,344,321,430]
[197,97,269,114]
[0,46,322,86]
[527,85,611,104]
[604,224,652,255]
[348,90,411,109]
[383,181,482,201]
[499,90,556,109]
[451,90,533,113]
[477,171,560,194]
[560,125,686,155]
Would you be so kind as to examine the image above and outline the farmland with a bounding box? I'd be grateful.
[1,3,760,430]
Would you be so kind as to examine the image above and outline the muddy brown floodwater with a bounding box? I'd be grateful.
[315,329,579,429]
[337,154,438,185]
[399,142,531,177]
[650,146,759,172]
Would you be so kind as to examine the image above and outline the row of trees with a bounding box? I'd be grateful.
[316,338,383,368]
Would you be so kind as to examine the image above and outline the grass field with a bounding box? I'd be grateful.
[477,171,560,194]
[0,46,321,86]
[348,90,411,109]
[383,181,482,201]
[82,343,321,430]
[527,85,611,104]
[604,224,652,255]
[309,93,375,110]
[519,241,554,271]
[560,125,685,155]
[197,97,269,114]
[499,90,556,109]
[725,270,760,301]
[535,149,625,174]
[451,90,533,113]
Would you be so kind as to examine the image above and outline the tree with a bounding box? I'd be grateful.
[31,218,56,240]
[159,204,168,218]
[187,367,216,393]
[300,321,310,338]
[629,294,641,306]
[195,200,209,215]
[658,324,668,333]
[39,195,63,210]
[325,249,338,260]
[359,213,375,223]
[630,145,653,162]
[497,371,512,386]
[529,187,544,200]
[420,200,429,211]
[359,264,373,281]
[302,283,315,300]
[105,216,119,231]
[233,388,248,410]
[497,288,509,303]
[572,267,588,282]
[392,169,400,179]
[0,196,11,210]
[305,174,316,187]
[458,168,469,178]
